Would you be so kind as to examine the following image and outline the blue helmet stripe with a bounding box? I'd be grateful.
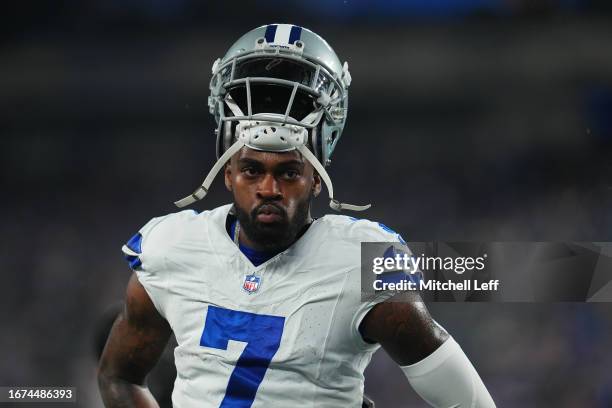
[264,25,277,43]
[288,25,302,44]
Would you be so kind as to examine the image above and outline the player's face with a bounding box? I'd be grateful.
[225,147,321,251]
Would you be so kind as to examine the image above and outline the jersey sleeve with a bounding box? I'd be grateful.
[120,210,195,318]
[347,218,414,349]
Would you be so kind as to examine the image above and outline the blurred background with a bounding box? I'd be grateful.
[2,0,612,407]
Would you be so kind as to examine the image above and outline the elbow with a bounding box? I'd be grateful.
[97,364,113,394]
[97,357,121,395]
[97,368,113,405]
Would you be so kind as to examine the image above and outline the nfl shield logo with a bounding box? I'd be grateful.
[242,274,261,294]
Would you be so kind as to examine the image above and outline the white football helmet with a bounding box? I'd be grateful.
[175,24,370,212]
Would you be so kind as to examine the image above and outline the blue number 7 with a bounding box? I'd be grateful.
[200,306,285,408]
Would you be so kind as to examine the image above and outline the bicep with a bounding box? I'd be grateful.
[99,273,172,385]
[359,299,448,366]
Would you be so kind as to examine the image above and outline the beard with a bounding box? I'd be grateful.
[234,195,312,252]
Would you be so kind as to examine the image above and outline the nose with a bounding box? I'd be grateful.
[256,173,282,201]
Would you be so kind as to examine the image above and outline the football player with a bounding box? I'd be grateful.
[98,24,495,407]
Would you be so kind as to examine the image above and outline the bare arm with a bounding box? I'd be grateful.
[98,273,172,408]
[360,299,495,407]
[360,300,448,365]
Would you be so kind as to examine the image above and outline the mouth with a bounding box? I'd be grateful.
[255,204,285,223]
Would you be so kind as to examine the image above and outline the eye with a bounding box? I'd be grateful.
[242,167,260,177]
[283,170,300,180]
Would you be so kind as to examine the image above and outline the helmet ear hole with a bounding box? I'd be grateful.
[330,130,338,146]
[219,121,234,158]
[309,124,323,163]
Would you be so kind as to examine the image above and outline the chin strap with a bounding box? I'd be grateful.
[174,140,245,208]
[296,145,370,212]
[175,140,370,211]
[175,139,370,211]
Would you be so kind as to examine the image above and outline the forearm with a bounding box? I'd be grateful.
[362,301,494,407]
[401,336,495,408]
[98,372,160,408]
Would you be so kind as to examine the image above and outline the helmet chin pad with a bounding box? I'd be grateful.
[236,114,308,153]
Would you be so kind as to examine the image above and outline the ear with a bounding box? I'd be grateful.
[312,172,322,197]
[224,162,233,192]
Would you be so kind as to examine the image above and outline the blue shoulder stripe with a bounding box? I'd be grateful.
[124,232,143,270]
[380,245,422,285]
[125,255,142,270]
[126,232,143,254]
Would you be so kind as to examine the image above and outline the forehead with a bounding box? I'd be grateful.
[233,147,305,166]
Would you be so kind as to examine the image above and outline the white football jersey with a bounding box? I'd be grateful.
[121,203,407,408]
